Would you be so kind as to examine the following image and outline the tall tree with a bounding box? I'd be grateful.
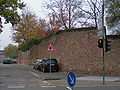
[82,0,102,28]
[44,0,92,29]
[0,0,25,32]
[12,9,48,44]
[105,0,120,34]
[4,44,18,58]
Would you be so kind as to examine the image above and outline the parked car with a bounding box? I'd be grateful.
[3,59,12,64]
[41,58,59,72]
[37,59,46,71]
[33,59,43,70]
[11,60,17,64]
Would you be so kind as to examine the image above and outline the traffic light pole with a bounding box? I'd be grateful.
[102,38,105,85]
[102,0,105,85]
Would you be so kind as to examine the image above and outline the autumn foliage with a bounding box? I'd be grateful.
[12,9,62,51]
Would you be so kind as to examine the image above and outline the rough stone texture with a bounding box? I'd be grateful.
[17,51,30,65]
[17,30,120,75]
[105,39,120,75]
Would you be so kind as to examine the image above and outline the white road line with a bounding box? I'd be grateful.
[8,86,25,88]
[28,71,40,78]
[66,86,72,90]
[41,86,56,87]
[42,81,50,85]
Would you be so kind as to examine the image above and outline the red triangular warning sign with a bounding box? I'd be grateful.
[46,43,56,52]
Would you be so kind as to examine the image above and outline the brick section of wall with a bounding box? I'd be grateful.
[17,31,120,75]
[17,51,30,65]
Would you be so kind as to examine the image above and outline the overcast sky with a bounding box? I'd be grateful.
[0,0,108,50]
[0,0,45,50]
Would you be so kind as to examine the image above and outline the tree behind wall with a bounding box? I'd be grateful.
[44,0,94,29]
[12,8,48,44]
[82,0,102,28]
[4,44,18,59]
[105,0,120,34]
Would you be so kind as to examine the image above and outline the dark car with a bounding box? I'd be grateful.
[33,59,43,70]
[3,59,12,64]
[41,59,59,72]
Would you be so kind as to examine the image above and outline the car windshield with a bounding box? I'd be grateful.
[34,59,42,63]
[46,59,58,64]
[41,59,47,63]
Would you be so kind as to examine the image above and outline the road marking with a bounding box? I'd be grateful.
[8,85,25,88]
[28,71,40,78]
[41,86,56,87]
[66,86,72,90]
[42,81,50,84]
[42,81,51,85]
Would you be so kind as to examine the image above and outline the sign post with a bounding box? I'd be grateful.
[46,43,56,75]
[50,52,52,74]
[67,72,76,90]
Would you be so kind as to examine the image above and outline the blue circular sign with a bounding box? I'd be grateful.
[67,72,76,87]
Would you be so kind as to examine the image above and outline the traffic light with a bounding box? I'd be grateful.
[98,39,103,48]
[105,39,111,52]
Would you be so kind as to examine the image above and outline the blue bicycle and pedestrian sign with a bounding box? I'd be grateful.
[67,72,76,87]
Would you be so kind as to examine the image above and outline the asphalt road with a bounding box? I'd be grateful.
[0,63,120,90]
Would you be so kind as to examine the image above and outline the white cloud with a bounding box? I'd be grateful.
[0,23,13,50]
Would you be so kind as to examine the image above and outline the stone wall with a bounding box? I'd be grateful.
[105,38,120,75]
[17,30,120,75]
[17,51,30,65]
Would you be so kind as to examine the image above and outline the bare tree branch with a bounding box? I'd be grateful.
[43,0,93,29]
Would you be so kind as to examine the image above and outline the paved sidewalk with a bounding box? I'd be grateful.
[46,78,120,87]
[43,74,120,87]
[77,76,120,81]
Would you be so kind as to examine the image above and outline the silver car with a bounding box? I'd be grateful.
[33,59,43,70]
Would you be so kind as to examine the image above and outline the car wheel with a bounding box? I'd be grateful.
[38,67,40,71]
[33,67,35,69]
[38,69,41,71]
[43,68,45,73]
[42,68,45,73]
[36,67,38,70]
[41,68,43,72]
[56,69,59,72]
